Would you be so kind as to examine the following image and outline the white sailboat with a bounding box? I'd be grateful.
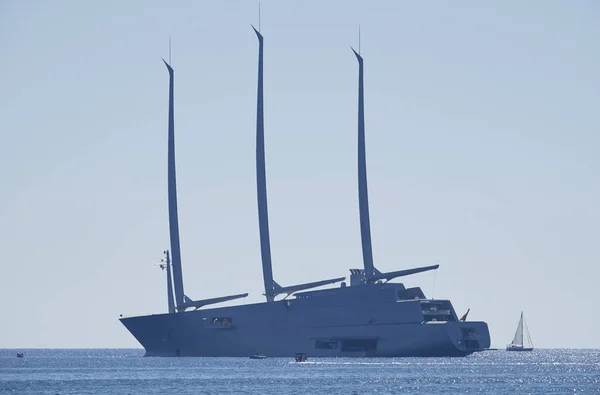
[506,311,534,351]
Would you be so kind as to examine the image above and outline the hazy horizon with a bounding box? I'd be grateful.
[1,1,599,349]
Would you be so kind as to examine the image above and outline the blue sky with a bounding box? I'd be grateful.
[1,1,599,348]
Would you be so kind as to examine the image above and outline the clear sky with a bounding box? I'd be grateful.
[1,1,598,349]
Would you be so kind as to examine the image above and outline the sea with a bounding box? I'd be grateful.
[1,349,598,394]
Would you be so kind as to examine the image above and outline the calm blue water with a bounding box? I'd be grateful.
[1,349,599,394]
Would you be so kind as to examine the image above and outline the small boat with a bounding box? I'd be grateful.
[16,353,24,358]
[506,311,534,352]
[249,354,266,359]
[294,353,307,362]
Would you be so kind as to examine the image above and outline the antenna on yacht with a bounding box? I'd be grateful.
[157,250,176,313]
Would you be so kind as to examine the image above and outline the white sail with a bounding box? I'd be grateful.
[511,312,524,346]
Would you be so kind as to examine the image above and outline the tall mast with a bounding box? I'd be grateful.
[253,26,275,302]
[163,59,185,308]
[164,250,175,313]
[351,46,375,282]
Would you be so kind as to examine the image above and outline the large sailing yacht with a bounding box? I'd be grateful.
[119,28,491,357]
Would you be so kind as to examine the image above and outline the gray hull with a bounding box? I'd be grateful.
[121,283,490,357]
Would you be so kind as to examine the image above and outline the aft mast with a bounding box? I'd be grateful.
[349,32,438,285]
